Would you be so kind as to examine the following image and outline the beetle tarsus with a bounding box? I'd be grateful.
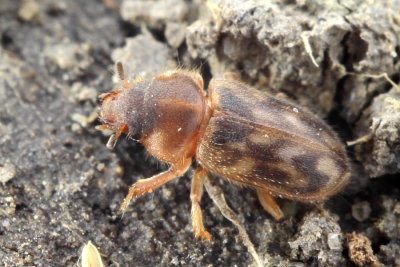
[191,166,211,242]
[194,227,211,242]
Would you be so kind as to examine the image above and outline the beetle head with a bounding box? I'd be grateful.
[97,90,129,149]
[96,62,133,149]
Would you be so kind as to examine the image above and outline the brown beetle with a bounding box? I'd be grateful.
[97,63,350,241]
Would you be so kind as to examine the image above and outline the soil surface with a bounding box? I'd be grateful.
[0,0,399,266]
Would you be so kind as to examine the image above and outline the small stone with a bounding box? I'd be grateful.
[71,113,89,127]
[114,165,124,177]
[352,201,371,222]
[327,233,342,250]
[2,219,10,228]
[18,0,39,21]
[0,163,16,184]
[45,43,80,70]
[44,42,91,72]
[96,163,105,172]
[71,82,98,102]
[71,123,82,133]
[170,257,179,265]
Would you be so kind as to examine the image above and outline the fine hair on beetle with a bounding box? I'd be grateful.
[96,62,350,241]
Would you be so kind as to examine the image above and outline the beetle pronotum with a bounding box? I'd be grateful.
[96,62,350,240]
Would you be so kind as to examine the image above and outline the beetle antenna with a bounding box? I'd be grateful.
[116,62,124,80]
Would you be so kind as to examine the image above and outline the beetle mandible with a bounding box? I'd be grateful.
[97,62,350,241]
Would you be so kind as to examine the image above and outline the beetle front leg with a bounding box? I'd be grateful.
[120,158,192,211]
[191,166,211,242]
[256,189,284,220]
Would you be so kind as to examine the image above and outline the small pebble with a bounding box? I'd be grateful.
[96,163,105,172]
[327,233,342,250]
[71,113,89,127]
[352,201,371,222]
[0,164,16,184]
[18,0,39,21]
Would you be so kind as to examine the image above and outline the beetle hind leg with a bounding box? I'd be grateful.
[191,166,211,242]
[256,189,284,220]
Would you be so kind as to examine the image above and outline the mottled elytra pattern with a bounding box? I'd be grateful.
[197,79,349,201]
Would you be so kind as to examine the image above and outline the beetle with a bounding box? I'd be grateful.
[96,62,350,241]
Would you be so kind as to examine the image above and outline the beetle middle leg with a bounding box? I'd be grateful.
[120,158,192,211]
[256,189,284,220]
[191,166,211,241]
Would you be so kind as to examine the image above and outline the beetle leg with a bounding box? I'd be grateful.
[256,189,284,220]
[120,158,192,211]
[191,166,211,242]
